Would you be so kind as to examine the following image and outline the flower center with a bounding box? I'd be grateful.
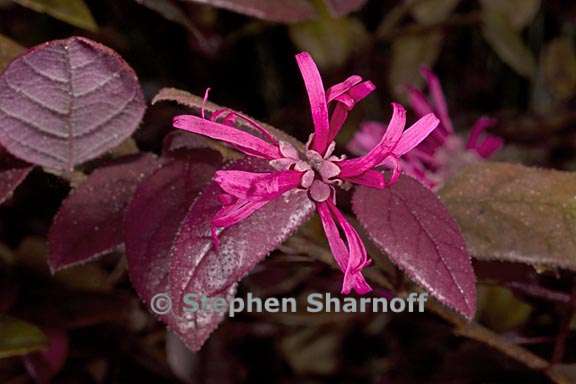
[271,136,347,203]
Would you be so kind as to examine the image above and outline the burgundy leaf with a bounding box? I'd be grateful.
[169,157,314,351]
[0,37,146,173]
[182,0,317,23]
[352,175,476,319]
[48,153,159,272]
[125,150,223,350]
[0,146,33,205]
[324,0,368,17]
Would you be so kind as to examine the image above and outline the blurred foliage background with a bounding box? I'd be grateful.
[2,0,576,383]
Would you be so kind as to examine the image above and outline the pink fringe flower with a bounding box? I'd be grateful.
[348,67,504,190]
[173,52,439,295]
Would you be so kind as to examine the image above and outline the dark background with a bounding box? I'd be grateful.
[1,0,576,383]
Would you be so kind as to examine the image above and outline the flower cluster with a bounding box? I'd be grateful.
[348,68,503,190]
[173,52,439,295]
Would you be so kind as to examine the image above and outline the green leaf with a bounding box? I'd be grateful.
[477,286,532,332]
[0,34,24,73]
[480,0,541,30]
[289,16,368,69]
[281,326,341,375]
[11,0,97,31]
[542,37,576,102]
[388,32,442,98]
[410,0,460,25]
[481,7,537,77]
[440,162,576,270]
[0,316,47,358]
[15,237,110,292]
[133,0,194,31]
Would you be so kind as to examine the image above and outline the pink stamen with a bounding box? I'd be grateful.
[201,88,211,119]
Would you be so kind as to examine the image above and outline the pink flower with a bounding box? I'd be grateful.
[173,52,439,295]
[348,67,504,190]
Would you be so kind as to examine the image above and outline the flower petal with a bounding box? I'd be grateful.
[213,199,270,229]
[399,156,437,189]
[381,103,407,146]
[328,80,376,143]
[211,109,279,143]
[346,121,386,155]
[295,52,330,155]
[212,199,270,247]
[173,115,281,160]
[319,160,341,180]
[269,158,297,170]
[393,113,439,156]
[406,84,448,144]
[309,180,331,202]
[406,85,434,117]
[316,201,372,294]
[301,169,314,188]
[379,156,402,186]
[215,170,302,200]
[327,202,372,294]
[342,170,386,189]
[278,140,300,160]
[421,67,454,133]
[316,202,349,270]
[476,137,504,158]
[466,117,503,158]
[338,103,406,178]
[326,75,362,102]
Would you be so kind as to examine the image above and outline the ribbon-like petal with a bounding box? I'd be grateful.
[393,113,440,156]
[466,117,503,158]
[317,200,372,294]
[173,115,281,160]
[338,103,407,178]
[296,52,331,156]
[214,170,303,201]
[420,67,454,134]
[328,81,376,143]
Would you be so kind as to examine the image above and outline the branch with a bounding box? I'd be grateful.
[285,234,571,384]
[551,278,576,365]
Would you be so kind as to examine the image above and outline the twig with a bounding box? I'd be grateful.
[426,300,568,384]
[375,0,481,42]
[105,255,127,288]
[507,281,573,305]
[286,234,571,384]
[379,12,481,42]
[550,279,576,365]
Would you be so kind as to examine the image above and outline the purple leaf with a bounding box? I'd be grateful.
[182,0,317,23]
[324,0,368,17]
[352,175,476,319]
[0,37,146,173]
[125,150,223,351]
[168,157,314,351]
[48,153,159,272]
[0,146,33,205]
